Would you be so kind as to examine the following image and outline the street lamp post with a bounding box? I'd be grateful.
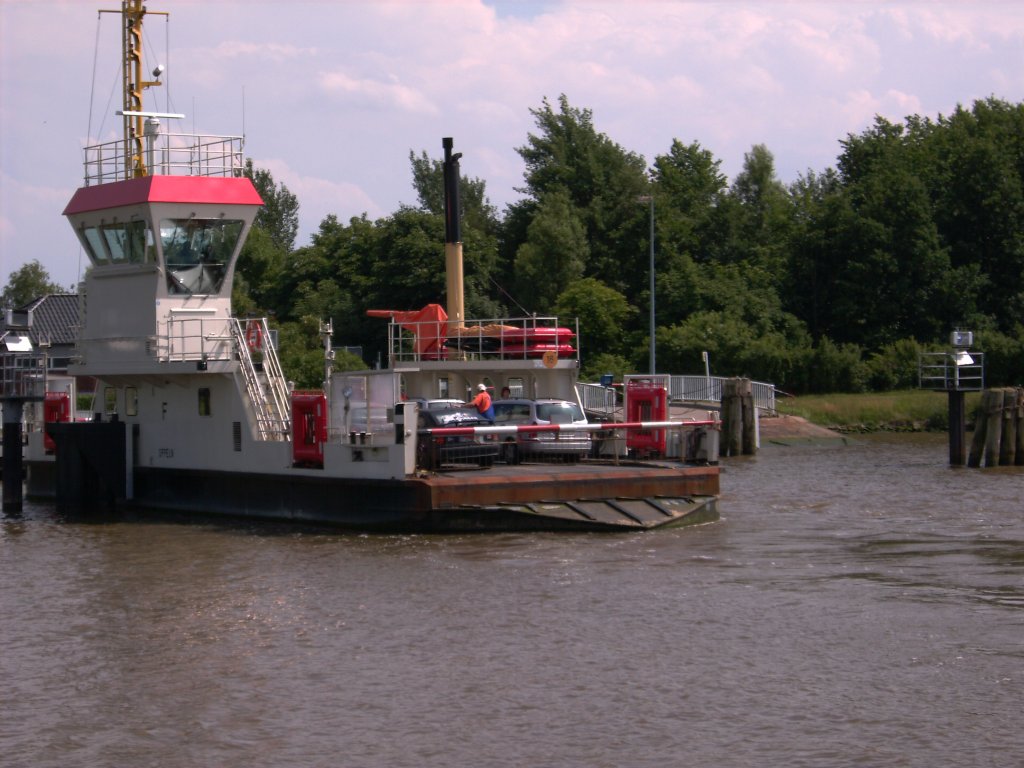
[637,195,655,375]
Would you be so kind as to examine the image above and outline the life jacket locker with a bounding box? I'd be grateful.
[43,391,71,453]
[625,379,667,456]
[291,391,327,468]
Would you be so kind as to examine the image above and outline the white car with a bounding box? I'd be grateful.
[492,398,591,463]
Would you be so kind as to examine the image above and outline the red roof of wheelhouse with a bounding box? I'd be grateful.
[63,175,263,215]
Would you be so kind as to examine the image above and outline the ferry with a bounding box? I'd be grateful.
[18,0,720,532]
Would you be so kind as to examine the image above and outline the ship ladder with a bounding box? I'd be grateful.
[233,318,292,441]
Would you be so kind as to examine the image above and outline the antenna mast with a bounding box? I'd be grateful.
[117,0,167,178]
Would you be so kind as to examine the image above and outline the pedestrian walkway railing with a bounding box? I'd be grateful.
[579,375,776,419]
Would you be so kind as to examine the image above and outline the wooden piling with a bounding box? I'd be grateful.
[1002,388,1017,467]
[1016,388,1024,466]
[741,385,756,455]
[721,379,741,456]
[721,378,756,457]
[967,414,984,467]
[967,387,1024,468]
[984,389,1003,468]
[948,390,966,466]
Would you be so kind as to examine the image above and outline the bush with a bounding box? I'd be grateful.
[738,333,808,389]
[976,327,1024,386]
[865,338,922,391]
[806,337,867,394]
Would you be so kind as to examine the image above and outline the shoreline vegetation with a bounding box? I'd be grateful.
[775,389,982,434]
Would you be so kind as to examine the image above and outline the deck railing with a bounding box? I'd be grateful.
[579,375,776,418]
[384,314,580,364]
[82,133,246,185]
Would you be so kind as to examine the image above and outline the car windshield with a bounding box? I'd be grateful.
[536,402,584,422]
[493,402,531,421]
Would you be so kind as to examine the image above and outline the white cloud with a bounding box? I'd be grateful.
[318,71,439,116]
[210,41,318,62]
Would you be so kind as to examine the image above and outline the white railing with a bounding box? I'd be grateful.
[83,133,246,185]
[579,375,777,418]
[919,352,985,392]
[578,381,622,419]
[0,353,47,398]
[670,375,721,405]
[162,314,234,363]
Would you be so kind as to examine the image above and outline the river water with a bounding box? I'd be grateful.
[1,434,1022,768]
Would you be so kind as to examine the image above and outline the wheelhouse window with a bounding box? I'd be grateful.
[161,218,243,295]
[81,220,155,266]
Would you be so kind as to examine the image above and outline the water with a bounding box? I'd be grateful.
[2,434,1022,768]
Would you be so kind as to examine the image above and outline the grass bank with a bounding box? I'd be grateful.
[776,389,982,433]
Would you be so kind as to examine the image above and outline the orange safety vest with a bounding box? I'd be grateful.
[472,390,491,414]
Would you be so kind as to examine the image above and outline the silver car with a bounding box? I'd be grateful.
[492,398,591,463]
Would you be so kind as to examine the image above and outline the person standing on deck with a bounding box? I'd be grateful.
[471,383,495,422]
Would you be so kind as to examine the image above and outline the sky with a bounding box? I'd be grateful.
[2,0,1023,291]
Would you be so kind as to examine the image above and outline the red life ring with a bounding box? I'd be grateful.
[245,320,263,351]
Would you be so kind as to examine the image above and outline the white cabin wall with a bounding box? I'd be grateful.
[78,268,160,369]
[114,374,278,472]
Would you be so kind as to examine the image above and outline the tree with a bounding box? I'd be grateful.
[1,260,68,308]
[408,149,498,235]
[554,277,635,360]
[650,140,729,325]
[235,163,299,318]
[514,95,649,297]
[722,143,791,273]
[232,224,287,316]
[513,188,588,311]
[925,99,1024,332]
[244,159,299,252]
[406,148,504,317]
[652,139,727,261]
[785,167,843,341]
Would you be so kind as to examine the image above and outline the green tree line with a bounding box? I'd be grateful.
[239,95,1024,391]
[8,96,1022,392]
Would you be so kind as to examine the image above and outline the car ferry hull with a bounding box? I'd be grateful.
[16,2,722,534]
[32,419,718,532]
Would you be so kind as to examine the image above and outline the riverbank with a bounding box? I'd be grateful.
[757,413,850,444]
[775,389,980,434]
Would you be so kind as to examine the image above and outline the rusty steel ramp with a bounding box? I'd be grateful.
[413,460,720,532]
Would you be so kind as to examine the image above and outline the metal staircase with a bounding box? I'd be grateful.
[232,318,291,441]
